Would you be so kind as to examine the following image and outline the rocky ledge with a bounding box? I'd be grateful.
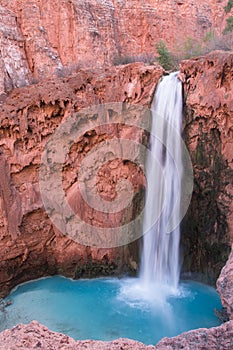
[1,320,233,350]
[217,246,233,320]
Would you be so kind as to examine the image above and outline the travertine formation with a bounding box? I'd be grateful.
[0,0,232,93]
[0,50,232,350]
[0,1,233,346]
[180,51,233,283]
[0,321,152,350]
[0,62,163,297]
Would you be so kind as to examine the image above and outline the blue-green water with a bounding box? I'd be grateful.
[0,276,221,345]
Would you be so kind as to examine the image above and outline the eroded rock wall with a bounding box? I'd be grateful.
[180,51,233,283]
[0,0,232,93]
[0,62,163,297]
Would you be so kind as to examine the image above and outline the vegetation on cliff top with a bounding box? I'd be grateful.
[223,1,233,34]
[224,0,233,13]
[113,31,232,71]
[223,16,233,34]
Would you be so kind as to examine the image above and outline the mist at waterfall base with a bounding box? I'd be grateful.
[0,74,222,344]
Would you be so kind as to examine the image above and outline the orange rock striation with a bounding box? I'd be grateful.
[0,0,232,93]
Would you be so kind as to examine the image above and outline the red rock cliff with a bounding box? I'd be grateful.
[0,2,233,348]
[0,62,163,297]
[0,0,232,93]
[180,50,233,283]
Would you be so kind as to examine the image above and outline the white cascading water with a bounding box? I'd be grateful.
[140,72,183,295]
[119,72,183,309]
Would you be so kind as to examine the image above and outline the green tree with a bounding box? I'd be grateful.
[224,0,233,13]
[203,31,215,43]
[155,40,173,70]
[182,37,202,58]
[223,16,233,34]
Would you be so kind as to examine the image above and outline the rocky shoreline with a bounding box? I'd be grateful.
[0,317,233,349]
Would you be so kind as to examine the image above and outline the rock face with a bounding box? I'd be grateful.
[217,247,233,319]
[180,51,233,283]
[0,51,232,349]
[0,62,163,297]
[0,1,232,348]
[0,0,232,93]
[0,321,154,350]
[1,320,233,349]
[155,320,233,350]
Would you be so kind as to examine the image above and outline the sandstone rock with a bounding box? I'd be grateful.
[180,51,233,283]
[0,321,155,350]
[1,320,233,349]
[155,320,233,350]
[217,246,233,319]
[0,1,232,92]
[0,5,30,94]
[0,62,163,297]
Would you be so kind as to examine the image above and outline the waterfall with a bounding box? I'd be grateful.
[140,72,183,294]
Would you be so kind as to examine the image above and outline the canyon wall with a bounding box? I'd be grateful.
[0,62,163,297]
[181,52,233,282]
[0,50,232,295]
[0,0,232,94]
[0,1,233,348]
[0,5,233,347]
[180,51,233,283]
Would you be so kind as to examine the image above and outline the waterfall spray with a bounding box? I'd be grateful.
[140,72,183,294]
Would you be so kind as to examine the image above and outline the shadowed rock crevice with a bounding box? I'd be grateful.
[180,51,233,284]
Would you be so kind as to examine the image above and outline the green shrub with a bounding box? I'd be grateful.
[112,55,135,65]
[182,37,203,58]
[112,53,155,66]
[223,16,233,34]
[224,0,233,13]
[113,32,232,70]
[203,31,215,43]
[155,40,173,70]
[204,32,232,51]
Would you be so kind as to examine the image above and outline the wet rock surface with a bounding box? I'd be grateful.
[180,51,233,283]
